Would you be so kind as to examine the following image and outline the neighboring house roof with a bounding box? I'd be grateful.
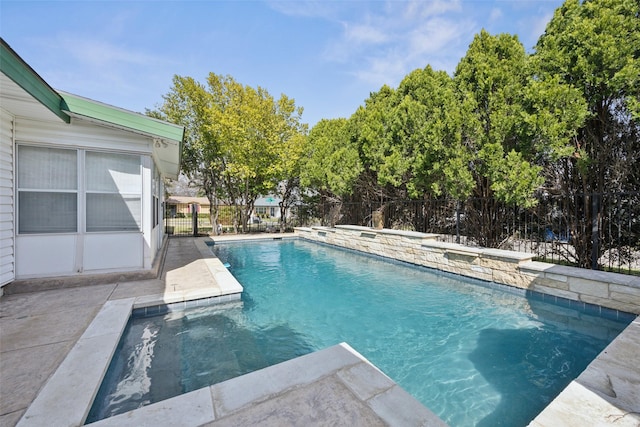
[0,38,183,179]
[255,196,281,206]
[166,196,211,205]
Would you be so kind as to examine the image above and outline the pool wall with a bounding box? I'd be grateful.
[295,225,640,315]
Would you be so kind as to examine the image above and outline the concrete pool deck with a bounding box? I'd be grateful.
[0,235,638,426]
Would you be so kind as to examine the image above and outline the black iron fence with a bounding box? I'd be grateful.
[164,204,291,237]
[295,193,640,275]
[165,193,639,274]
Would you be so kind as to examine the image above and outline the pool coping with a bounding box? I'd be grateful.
[86,342,447,427]
[14,235,640,427]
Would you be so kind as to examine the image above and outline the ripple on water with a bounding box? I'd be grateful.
[88,240,631,427]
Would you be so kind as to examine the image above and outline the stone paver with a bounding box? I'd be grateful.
[207,376,388,427]
[17,300,134,427]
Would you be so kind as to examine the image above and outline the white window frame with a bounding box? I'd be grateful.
[16,145,143,235]
[16,145,78,234]
[85,150,142,233]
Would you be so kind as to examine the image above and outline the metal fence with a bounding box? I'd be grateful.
[298,193,640,275]
[164,204,292,237]
[165,193,639,274]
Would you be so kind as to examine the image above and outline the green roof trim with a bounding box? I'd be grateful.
[0,38,70,123]
[60,91,184,143]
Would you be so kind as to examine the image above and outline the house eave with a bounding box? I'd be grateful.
[0,38,70,123]
[60,93,183,179]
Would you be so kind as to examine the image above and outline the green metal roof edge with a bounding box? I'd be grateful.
[59,91,184,143]
[0,38,70,123]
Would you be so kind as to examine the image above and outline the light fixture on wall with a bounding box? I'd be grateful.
[154,139,168,148]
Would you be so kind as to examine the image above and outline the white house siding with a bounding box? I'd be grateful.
[149,163,164,268]
[0,109,15,287]
[16,235,77,276]
[83,233,142,271]
[141,155,153,270]
[14,116,158,279]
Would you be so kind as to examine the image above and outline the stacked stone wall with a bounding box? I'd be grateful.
[295,226,640,315]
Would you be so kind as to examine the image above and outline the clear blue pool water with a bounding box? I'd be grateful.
[88,239,632,426]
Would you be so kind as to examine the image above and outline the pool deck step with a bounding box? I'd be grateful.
[87,343,447,427]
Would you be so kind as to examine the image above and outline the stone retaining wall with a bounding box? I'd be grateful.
[295,225,640,315]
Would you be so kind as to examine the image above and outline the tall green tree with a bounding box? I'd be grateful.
[347,85,400,203]
[206,73,306,232]
[453,31,544,246]
[301,118,362,225]
[151,75,225,231]
[391,66,473,200]
[270,96,307,232]
[533,0,640,267]
[455,31,542,205]
[155,73,306,233]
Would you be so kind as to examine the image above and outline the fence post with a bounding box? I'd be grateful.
[591,193,600,270]
[192,203,198,237]
[456,200,461,244]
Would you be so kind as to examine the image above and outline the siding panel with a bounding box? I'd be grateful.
[0,109,15,286]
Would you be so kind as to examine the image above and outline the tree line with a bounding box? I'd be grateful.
[150,0,639,267]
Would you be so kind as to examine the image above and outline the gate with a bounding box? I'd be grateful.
[164,203,211,237]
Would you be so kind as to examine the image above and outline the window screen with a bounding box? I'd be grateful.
[86,152,141,232]
[17,146,78,233]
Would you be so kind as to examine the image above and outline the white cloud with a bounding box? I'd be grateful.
[26,32,175,112]
[489,7,503,22]
[67,38,160,68]
[529,11,554,43]
[266,0,344,19]
[319,1,475,87]
[353,52,408,87]
[408,17,465,56]
[344,22,390,45]
[402,0,462,20]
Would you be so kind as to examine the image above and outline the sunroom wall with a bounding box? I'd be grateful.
[14,115,164,279]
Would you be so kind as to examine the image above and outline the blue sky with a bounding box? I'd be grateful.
[1,0,563,127]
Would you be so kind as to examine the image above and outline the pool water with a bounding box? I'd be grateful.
[88,239,632,426]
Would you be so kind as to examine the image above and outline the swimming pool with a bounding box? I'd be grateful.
[88,239,632,426]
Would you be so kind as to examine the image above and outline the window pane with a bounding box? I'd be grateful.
[86,152,141,193]
[86,193,141,232]
[18,192,77,233]
[18,146,77,190]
